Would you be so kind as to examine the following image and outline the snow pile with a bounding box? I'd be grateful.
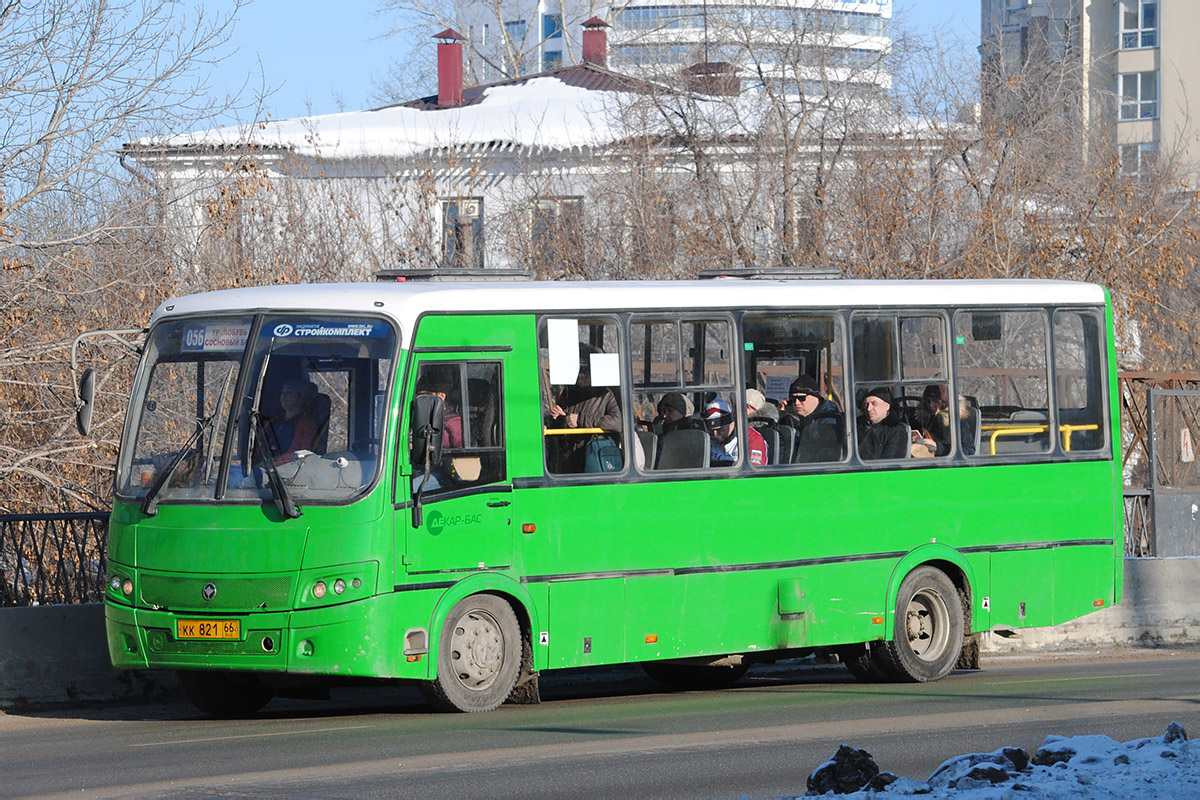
[802,722,1199,797]
[137,78,646,159]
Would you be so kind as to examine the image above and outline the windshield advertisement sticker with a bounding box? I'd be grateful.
[182,323,250,352]
[267,321,387,339]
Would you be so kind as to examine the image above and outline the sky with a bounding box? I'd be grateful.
[210,1,981,126]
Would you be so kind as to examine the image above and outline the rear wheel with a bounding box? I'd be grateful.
[642,661,749,690]
[878,567,964,682]
[178,670,274,718]
[421,594,522,713]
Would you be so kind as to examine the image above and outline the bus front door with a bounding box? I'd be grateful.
[401,358,513,575]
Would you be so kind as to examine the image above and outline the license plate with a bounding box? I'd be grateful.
[176,619,240,640]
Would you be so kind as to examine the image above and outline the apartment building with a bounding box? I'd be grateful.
[461,0,892,98]
[981,0,1200,177]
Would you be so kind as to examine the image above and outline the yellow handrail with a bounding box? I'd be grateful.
[987,426,1047,455]
[981,422,1100,454]
[543,427,607,436]
[1059,423,1099,452]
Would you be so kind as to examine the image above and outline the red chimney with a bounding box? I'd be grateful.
[435,28,464,108]
[582,17,608,68]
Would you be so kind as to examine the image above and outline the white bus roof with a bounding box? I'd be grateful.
[152,279,1108,345]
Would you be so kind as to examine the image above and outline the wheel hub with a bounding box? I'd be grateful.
[449,609,504,690]
[905,590,949,662]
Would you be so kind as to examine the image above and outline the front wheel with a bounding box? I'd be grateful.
[178,670,274,718]
[877,567,964,683]
[421,594,522,713]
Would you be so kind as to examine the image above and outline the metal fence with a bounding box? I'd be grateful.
[1123,488,1153,557]
[0,513,109,607]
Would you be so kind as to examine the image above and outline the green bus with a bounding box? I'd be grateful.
[95,278,1121,715]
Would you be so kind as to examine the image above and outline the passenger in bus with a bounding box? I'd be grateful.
[416,372,463,448]
[746,388,776,422]
[856,387,908,460]
[548,360,622,472]
[652,391,692,436]
[782,376,840,429]
[703,397,767,467]
[912,384,976,457]
[957,397,977,456]
[266,380,319,464]
[746,388,778,462]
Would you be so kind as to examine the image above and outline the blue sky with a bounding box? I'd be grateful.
[213,1,980,124]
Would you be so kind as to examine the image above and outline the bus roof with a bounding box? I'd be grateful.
[152,279,1108,344]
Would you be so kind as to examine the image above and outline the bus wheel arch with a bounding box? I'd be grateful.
[420,591,524,712]
[878,565,965,682]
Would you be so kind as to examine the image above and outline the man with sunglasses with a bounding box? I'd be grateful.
[782,376,839,429]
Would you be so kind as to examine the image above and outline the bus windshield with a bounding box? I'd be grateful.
[117,314,397,507]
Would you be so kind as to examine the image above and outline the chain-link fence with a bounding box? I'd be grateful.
[1150,389,1200,491]
[0,513,109,606]
[1144,388,1200,557]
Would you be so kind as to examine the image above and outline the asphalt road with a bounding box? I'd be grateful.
[5,648,1200,799]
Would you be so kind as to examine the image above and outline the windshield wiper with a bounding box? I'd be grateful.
[141,413,219,517]
[250,410,302,520]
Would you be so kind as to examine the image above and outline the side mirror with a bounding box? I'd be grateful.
[410,394,445,468]
[76,368,96,436]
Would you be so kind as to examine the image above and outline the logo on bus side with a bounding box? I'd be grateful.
[273,323,294,337]
[426,510,483,535]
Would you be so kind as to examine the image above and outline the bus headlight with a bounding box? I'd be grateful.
[109,574,134,599]
[297,563,377,608]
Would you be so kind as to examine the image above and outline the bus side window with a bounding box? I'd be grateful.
[954,309,1051,456]
[541,317,626,476]
[1053,310,1106,453]
[414,360,506,495]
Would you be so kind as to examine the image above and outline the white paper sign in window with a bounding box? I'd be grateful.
[590,352,620,387]
[547,318,581,385]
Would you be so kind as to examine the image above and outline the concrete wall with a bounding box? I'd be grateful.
[0,604,175,709]
[1,558,1197,708]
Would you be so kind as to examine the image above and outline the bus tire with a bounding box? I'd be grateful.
[178,670,274,718]
[878,567,964,683]
[642,661,749,690]
[422,594,521,713]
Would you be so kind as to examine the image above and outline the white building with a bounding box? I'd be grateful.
[462,0,892,98]
[125,22,932,283]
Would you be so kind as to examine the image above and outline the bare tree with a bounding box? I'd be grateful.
[0,0,248,512]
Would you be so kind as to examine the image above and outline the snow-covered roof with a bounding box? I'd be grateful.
[128,62,957,164]
[129,70,659,161]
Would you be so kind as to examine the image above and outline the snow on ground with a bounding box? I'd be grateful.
[799,722,1200,798]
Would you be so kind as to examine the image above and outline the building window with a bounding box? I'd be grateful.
[1121,141,1158,178]
[441,198,484,269]
[542,13,563,40]
[503,19,527,43]
[542,50,562,70]
[1118,71,1158,120]
[1119,1,1158,49]
[532,198,582,273]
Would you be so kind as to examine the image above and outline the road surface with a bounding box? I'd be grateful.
[4,648,1198,798]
